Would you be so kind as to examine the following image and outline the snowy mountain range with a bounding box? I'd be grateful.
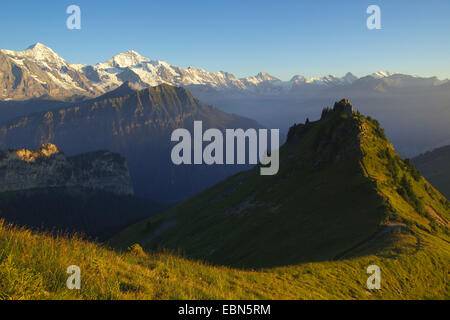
[0,43,101,100]
[0,43,448,100]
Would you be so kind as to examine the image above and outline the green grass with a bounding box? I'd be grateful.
[1,219,448,300]
[111,106,449,270]
[1,101,449,299]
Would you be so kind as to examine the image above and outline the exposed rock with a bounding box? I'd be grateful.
[333,99,354,115]
[287,99,362,168]
[0,143,133,195]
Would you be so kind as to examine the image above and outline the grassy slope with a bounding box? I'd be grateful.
[1,102,449,299]
[111,106,449,269]
[1,220,448,299]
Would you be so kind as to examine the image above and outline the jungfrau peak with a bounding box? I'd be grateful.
[107,50,150,68]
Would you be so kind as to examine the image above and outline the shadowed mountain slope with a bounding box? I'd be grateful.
[413,145,450,199]
[0,83,263,203]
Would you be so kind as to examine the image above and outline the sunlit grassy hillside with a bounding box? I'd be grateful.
[112,100,450,269]
[0,219,448,300]
[1,100,449,300]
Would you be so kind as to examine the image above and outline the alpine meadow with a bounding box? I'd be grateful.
[0,1,449,303]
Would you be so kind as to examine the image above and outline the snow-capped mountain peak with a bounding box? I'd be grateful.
[25,43,63,62]
[289,73,358,86]
[26,42,51,51]
[1,43,396,94]
[1,42,67,70]
[101,50,150,69]
[342,72,358,83]
[242,72,280,85]
[255,72,279,81]
[371,71,398,79]
[2,43,444,101]
[290,75,306,83]
[0,43,101,100]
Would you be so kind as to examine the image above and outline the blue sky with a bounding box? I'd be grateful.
[1,0,449,80]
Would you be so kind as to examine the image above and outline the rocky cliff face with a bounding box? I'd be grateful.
[0,143,134,195]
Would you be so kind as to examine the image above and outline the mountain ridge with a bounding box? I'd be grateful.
[0,83,263,202]
[2,43,448,100]
[111,99,449,268]
[0,43,101,100]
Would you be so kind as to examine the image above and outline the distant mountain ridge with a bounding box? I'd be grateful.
[1,43,448,100]
[413,145,450,199]
[0,82,263,203]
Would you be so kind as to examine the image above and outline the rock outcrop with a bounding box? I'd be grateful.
[0,143,134,195]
